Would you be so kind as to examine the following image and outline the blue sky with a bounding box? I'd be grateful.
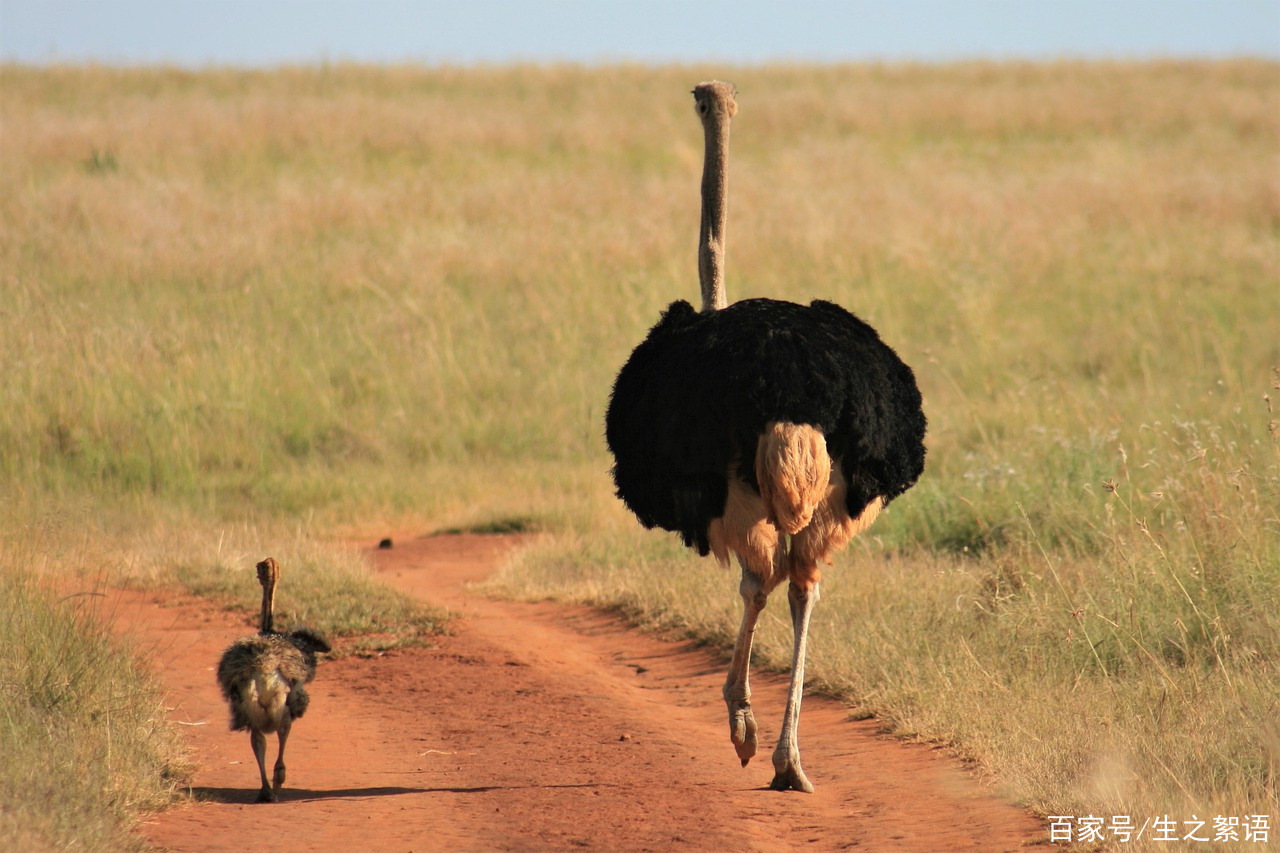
[2,0,1277,66]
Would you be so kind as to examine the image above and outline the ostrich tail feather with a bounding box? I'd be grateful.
[756,422,831,535]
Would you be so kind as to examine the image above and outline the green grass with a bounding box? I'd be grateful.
[2,60,1278,848]
[164,521,451,655]
[0,567,191,851]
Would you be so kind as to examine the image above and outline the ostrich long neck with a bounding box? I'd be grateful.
[698,112,730,312]
[259,579,275,634]
[257,559,278,634]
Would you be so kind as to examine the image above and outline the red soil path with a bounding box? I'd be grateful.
[111,533,1044,851]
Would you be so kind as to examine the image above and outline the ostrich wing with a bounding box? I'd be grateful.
[606,298,925,554]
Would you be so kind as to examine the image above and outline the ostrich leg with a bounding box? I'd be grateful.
[250,730,277,803]
[272,715,292,796]
[723,563,766,765]
[770,579,820,792]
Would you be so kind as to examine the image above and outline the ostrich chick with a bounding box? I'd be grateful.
[216,557,330,803]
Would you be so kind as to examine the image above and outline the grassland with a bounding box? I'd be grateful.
[2,61,1277,848]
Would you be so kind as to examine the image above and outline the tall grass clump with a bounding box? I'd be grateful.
[0,566,190,850]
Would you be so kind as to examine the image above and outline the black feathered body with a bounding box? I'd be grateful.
[216,629,329,734]
[606,297,926,557]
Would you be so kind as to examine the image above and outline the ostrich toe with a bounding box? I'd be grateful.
[728,701,758,766]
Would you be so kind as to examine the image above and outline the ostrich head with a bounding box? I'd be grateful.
[692,81,737,313]
[692,80,738,122]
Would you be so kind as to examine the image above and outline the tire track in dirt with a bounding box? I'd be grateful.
[116,533,1043,851]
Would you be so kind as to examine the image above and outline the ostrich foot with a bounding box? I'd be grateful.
[769,764,814,793]
[769,750,814,793]
[255,785,279,803]
[728,701,758,766]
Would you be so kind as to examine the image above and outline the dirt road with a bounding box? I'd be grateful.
[118,533,1043,851]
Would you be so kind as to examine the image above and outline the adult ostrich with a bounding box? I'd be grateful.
[605,81,926,793]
